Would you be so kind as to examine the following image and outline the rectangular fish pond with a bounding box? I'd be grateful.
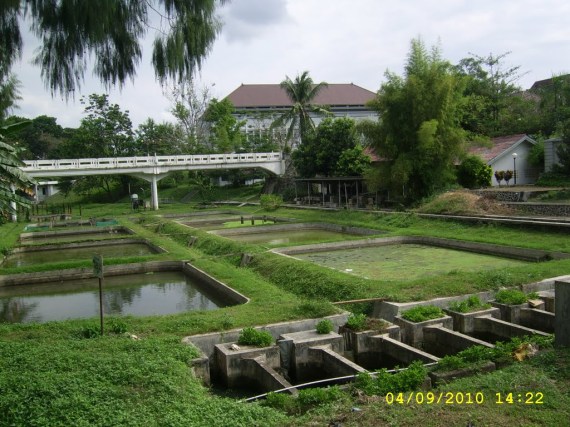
[19,226,133,245]
[1,239,164,268]
[209,223,382,246]
[273,236,570,281]
[0,262,248,323]
[177,215,295,231]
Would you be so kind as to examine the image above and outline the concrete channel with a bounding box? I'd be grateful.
[184,275,570,397]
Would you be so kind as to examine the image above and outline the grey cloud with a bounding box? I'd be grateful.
[220,0,291,42]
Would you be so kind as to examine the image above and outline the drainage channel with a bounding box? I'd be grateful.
[184,276,570,400]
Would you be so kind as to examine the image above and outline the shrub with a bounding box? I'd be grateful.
[263,392,298,415]
[354,361,427,395]
[457,155,492,188]
[401,305,445,322]
[345,313,367,331]
[297,386,343,407]
[260,194,283,211]
[448,295,491,313]
[108,319,128,334]
[315,319,334,334]
[494,289,537,305]
[237,327,273,347]
[75,325,100,339]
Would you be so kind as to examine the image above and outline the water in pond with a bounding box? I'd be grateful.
[0,271,229,323]
[3,242,156,268]
[294,244,527,280]
[222,229,356,246]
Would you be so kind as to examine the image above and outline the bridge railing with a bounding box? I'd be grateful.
[23,152,282,170]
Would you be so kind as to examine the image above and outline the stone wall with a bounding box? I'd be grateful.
[504,202,570,217]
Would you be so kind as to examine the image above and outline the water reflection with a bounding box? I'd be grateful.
[0,272,229,323]
[0,298,39,323]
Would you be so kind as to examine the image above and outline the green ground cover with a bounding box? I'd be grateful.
[1,201,570,426]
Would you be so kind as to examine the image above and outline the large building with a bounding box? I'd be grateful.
[225,83,377,146]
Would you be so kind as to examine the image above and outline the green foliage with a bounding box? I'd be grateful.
[203,98,244,153]
[292,117,360,177]
[0,336,284,426]
[362,38,465,203]
[448,295,491,313]
[494,289,537,305]
[294,300,338,318]
[354,361,427,395]
[3,1,223,97]
[297,386,343,406]
[345,313,368,331]
[0,121,35,218]
[75,325,101,339]
[401,305,445,322]
[334,144,372,176]
[108,319,128,335]
[553,138,570,177]
[455,52,527,137]
[528,140,545,168]
[536,171,570,186]
[457,155,492,188]
[260,194,283,211]
[271,71,330,148]
[264,387,344,415]
[237,327,274,347]
[315,319,334,334]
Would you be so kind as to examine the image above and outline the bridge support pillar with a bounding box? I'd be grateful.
[151,176,159,210]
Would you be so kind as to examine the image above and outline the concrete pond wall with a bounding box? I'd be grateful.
[183,276,570,397]
[272,235,570,262]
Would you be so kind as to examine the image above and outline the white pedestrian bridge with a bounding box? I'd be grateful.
[22,152,285,210]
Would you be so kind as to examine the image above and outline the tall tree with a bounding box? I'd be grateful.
[363,38,465,202]
[0,0,226,98]
[293,117,362,177]
[203,98,244,153]
[136,119,185,156]
[168,80,213,152]
[3,115,66,159]
[58,94,135,196]
[271,71,330,148]
[533,74,570,137]
[456,52,528,136]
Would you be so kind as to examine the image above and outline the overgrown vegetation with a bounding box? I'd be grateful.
[494,289,539,305]
[401,305,445,322]
[237,327,274,347]
[315,319,334,334]
[447,295,491,313]
[354,361,427,395]
[435,335,554,371]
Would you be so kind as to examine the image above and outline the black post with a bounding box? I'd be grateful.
[99,277,104,336]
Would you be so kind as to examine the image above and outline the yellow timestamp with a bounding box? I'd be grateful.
[495,392,544,404]
[385,391,545,405]
[385,391,485,405]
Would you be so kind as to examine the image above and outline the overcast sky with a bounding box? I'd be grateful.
[11,0,570,129]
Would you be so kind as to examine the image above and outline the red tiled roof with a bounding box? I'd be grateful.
[226,83,376,108]
[468,134,533,163]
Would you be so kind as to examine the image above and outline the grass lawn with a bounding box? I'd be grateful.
[1,201,569,426]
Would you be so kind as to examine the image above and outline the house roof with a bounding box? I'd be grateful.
[226,83,376,108]
[530,74,570,91]
[468,134,536,164]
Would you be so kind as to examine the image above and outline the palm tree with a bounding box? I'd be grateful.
[271,71,330,149]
